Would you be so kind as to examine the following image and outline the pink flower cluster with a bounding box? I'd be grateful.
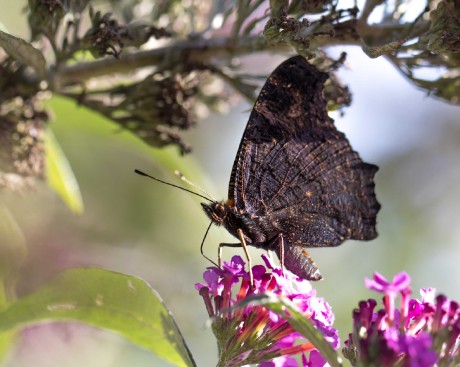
[343,272,460,366]
[195,255,338,367]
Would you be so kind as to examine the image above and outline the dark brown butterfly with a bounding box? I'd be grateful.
[201,56,380,281]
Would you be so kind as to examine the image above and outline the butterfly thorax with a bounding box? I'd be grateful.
[201,201,267,245]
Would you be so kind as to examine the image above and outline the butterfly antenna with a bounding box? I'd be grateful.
[174,170,217,202]
[134,169,213,202]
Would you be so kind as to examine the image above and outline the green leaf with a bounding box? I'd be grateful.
[45,127,84,214]
[0,30,46,78]
[237,294,343,367]
[0,268,196,367]
[0,328,17,364]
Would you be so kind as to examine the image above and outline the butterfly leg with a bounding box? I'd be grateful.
[217,242,242,267]
[200,221,220,268]
[266,233,286,276]
[237,228,254,287]
[279,234,285,277]
[218,235,254,288]
[219,229,254,287]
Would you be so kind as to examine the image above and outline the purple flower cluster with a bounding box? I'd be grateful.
[343,272,460,367]
[195,255,338,367]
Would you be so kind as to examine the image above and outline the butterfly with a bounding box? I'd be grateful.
[201,55,380,281]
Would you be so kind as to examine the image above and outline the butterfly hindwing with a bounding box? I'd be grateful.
[256,138,379,241]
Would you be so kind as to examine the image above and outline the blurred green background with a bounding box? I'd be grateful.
[1,1,460,366]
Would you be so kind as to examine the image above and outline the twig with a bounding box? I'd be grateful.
[24,19,427,93]
[57,36,274,86]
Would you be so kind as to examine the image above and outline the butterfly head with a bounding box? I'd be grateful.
[201,201,230,226]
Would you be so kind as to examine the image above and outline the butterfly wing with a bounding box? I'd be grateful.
[228,56,336,205]
[228,56,380,279]
[259,137,379,242]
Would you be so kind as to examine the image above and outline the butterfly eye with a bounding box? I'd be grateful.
[201,202,226,225]
[214,203,228,221]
